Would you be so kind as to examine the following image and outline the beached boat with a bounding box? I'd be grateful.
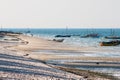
[100,40,120,46]
[53,39,64,42]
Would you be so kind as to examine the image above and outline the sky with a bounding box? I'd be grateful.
[0,0,120,28]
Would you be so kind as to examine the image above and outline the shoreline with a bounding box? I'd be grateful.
[0,35,83,80]
[2,34,120,79]
[51,65,119,80]
[9,35,120,65]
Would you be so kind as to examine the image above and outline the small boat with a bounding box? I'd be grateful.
[105,36,120,39]
[100,40,120,46]
[81,33,99,38]
[105,29,120,39]
[81,29,100,38]
[53,39,64,42]
[55,26,71,38]
[55,35,71,37]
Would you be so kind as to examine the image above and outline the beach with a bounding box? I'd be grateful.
[10,35,120,62]
[0,33,119,80]
[1,0,120,79]
[0,35,84,80]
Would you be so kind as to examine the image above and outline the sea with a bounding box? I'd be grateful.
[2,28,120,47]
[1,28,120,78]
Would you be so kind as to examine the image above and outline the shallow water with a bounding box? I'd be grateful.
[33,49,120,57]
[2,28,120,47]
[77,67,120,78]
[46,59,120,78]
[33,49,120,78]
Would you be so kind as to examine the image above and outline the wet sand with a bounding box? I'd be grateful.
[2,34,120,80]
[0,36,83,80]
[10,34,120,62]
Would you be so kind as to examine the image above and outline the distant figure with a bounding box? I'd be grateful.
[24,54,29,56]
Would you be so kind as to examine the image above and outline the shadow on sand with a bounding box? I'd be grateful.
[0,53,67,79]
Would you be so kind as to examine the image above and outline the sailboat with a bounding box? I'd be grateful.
[55,26,71,37]
[105,36,120,39]
[81,29,100,38]
[26,28,31,33]
[104,29,120,39]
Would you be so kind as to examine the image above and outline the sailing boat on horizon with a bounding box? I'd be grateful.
[80,29,100,38]
[55,26,71,37]
[105,29,120,39]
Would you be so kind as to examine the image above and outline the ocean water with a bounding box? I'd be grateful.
[2,28,120,46]
[1,28,120,78]
[2,28,120,57]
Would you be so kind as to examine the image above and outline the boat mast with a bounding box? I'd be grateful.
[66,26,68,34]
[113,29,115,36]
[111,29,115,36]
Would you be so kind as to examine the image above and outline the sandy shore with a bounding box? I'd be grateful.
[1,34,119,80]
[10,35,120,62]
[0,38,84,80]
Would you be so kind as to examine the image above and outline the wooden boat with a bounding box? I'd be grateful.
[81,33,99,38]
[105,36,120,39]
[81,29,100,38]
[100,40,120,46]
[105,29,120,39]
[53,39,64,42]
[55,35,71,37]
[55,26,71,38]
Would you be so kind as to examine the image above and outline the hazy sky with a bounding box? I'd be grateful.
[0,0,120,28]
